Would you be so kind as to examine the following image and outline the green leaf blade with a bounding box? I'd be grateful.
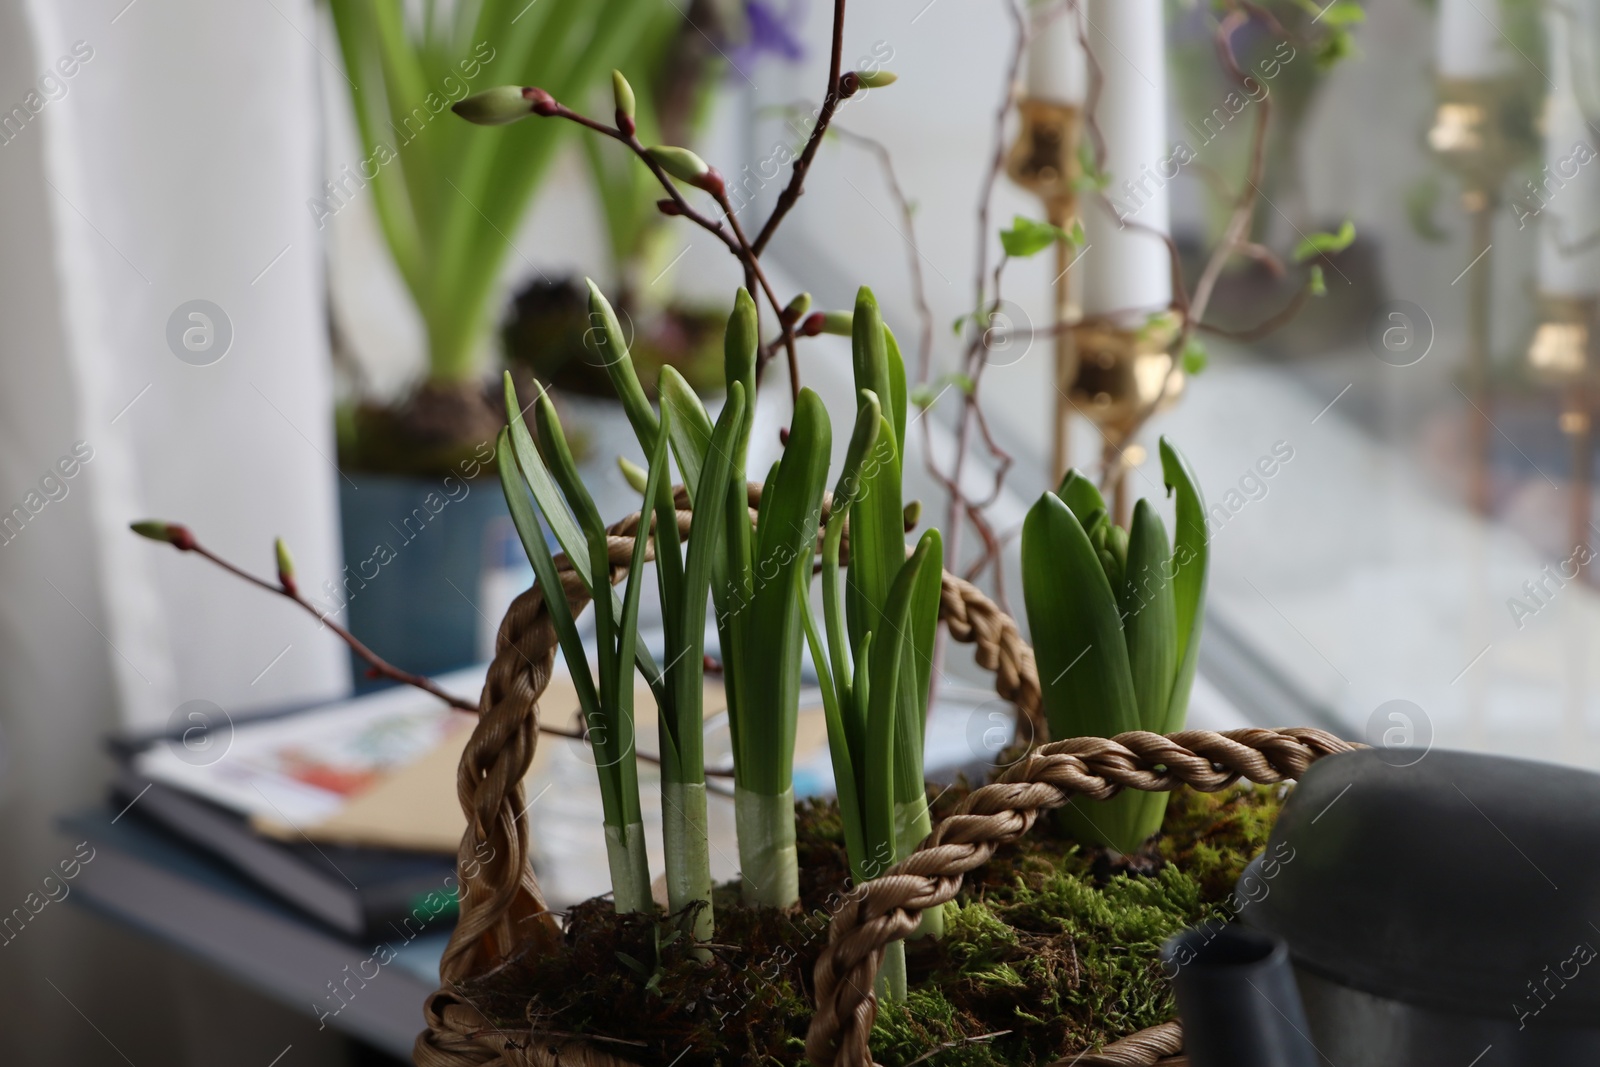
[1159,437,1210,733]
[1022,492,1140,742]
[1119,500,1177,731]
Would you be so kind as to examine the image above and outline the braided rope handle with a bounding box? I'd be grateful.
[414,484,1353,1067]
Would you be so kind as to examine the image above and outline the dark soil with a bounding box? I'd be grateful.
[457,783,1289,1066]
[501,277,726,401]
[338,379,504,478]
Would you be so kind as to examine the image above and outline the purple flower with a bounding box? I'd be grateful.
[732,0,807,68]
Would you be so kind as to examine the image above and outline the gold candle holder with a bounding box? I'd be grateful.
[1006,98,1082,205]
[1526,294,1598,576]
[1527,294,1597,385]
[1068,315,1185,434]
[1069,315,1184,520]
[1428,75,1529,211]
[1431,75,1532,514]
[1006,97,1082,483]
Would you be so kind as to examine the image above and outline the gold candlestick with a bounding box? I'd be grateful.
[1068,314,1186,521]
[1006,97,1081,484]
[1527,294,1599,577]
[1429,74,1534,514]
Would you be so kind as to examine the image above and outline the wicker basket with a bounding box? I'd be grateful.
[413,486,1354,1067]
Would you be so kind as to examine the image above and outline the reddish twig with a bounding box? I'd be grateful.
[750,0,849,256]
[128,523,732,772]
[938,0,1028,582]
[830,126,935,383]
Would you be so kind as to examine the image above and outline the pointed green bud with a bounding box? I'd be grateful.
[130,520,169,542]
[725,288,758,465]
[841,69,898,97]
[130,520,195,551]
[647,146,724,196]
[903,500,922,530]
[1106,523,1129,577]
[783,292,812,325]
[1084,508,1110,550]
[819,311,854,336]
[724,288,758,397]
[274,538,297,596]
[648,145,709,182]
[452,86,553,126]
[618,455,649,493]
[611,70,636,135]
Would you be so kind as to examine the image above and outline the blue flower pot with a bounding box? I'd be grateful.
[336,472,521,689]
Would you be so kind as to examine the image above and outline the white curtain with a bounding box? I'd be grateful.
[0,0,348,1060]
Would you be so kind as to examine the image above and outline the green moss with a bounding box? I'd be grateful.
[458,783,1286,1066]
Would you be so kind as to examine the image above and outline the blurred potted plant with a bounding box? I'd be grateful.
[323,0,693,679]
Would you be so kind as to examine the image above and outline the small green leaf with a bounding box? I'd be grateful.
[1000,215,1070,258]
[1182,338,1208,376]
[854,69,898,88]
[1315,28,1356,68]
[1320,0,1365,27]
[1309,264,1327,297]
[1074,144,1112,192]
[1293,220,1356,263]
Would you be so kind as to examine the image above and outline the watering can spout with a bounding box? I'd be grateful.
[1162,923,1319,1067]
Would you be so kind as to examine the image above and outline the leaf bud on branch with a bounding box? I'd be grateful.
[611,70,636,136]
[451,85,556,125]
[130,520,195,551]
[274,538,297,597]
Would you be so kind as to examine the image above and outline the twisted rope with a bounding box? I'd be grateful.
[414,484,1353,1067]
[1056,1021,1185,1065]
[802,728,1356,1067]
